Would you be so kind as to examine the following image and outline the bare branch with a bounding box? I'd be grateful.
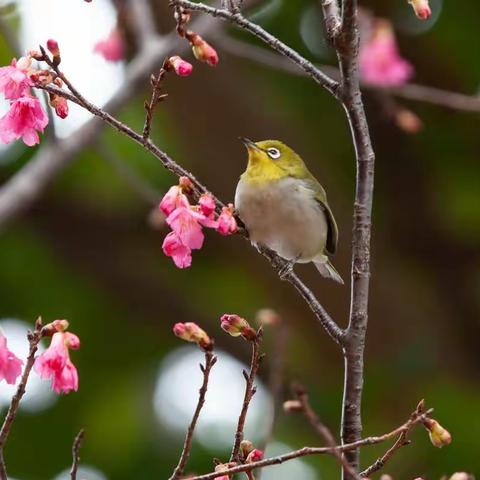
[143,63,169,139]
[321,0,342,40]
[172,0,340,97]
[187,406,433,480]
[292,384,360,480]
[0,317,45,479]
[169,351,217,480]
[70,429,85,480]
[230,330,263,462]
[219,35,480,113]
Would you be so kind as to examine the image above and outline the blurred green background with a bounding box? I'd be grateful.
[0,0,479,479]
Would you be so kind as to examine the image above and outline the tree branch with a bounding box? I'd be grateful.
[230,330,263,462]
[70,429,85,480]
[169,351,217,480]
[187,405,432,480]
[172,0,340,97]
[217,35,480,113]
[0,318,45,480]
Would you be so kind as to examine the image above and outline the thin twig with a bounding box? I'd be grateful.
[359,400,428,477]
[168,351,217,480]
[143,63,169,139]
[230,330,263,462]
[0,317,44,480]
[70,429,85,480]
[172,0,340,97]
[188,405,432,480]
[292,384,361,480]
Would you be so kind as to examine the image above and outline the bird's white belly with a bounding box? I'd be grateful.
[235,177,328,262]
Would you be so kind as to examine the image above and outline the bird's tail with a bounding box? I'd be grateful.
[314,259,344,285]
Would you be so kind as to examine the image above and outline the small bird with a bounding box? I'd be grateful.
[235,138,343,284]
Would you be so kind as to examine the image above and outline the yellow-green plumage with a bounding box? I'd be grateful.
[235,139,343,284]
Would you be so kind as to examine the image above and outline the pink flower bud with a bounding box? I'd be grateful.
[423,418,452,448]
[216,204,237,236]
[167,55,193,77]
[282,399,303,412]
[173,322,212,350]
[199,193,216,217]
[49,94,69,119]
[246,449,263,463]
[240,440,254,456]
[408,0,432,20]
[220,314,256,341]
[190,34,219,66]
[47,39,60,58]
[42,319,70,336]
[29,70,54,86]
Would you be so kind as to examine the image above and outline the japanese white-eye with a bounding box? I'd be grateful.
[235,138,343,284]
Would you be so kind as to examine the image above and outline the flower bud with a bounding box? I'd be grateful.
[423,418,452,448]
[28,50,44,61]
[42,319,70,336]
[173,322,212,350]
[246,449,263,463]
[282,399,303,413]
[216,204,237,236]
[240,440,254,456]
[408,0,432,20]
[47,39,61,64]
[167,55,193,77]
[220,314,256,341]
[49,94,69,119]
[199,193,216,217]
[255,308,281,326]
[29,70,54,86]
[190,34,219,66]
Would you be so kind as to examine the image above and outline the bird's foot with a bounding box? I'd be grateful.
[278,258,298,280]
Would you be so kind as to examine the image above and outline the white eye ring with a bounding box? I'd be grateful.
[267,147,281,159]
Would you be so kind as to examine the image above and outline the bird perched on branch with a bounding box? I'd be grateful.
[235,138,343,284]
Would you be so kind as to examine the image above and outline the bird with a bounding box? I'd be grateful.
[235,138,343,284]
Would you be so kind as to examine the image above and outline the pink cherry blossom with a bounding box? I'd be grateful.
[0,333,23,385]
[168,55,193,77]
[216,204,237,236]
[93,29,124,62]
[166,207,205,250]
[162,231,192,268]
[34,331,80,394]
[159,185,190,216]
[246,449,264,463]
[0,58,32,100]
[0,96,49,146]
[359,20,413,87]
[199,193,216,218]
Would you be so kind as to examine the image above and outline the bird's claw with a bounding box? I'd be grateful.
[278,260,295,280]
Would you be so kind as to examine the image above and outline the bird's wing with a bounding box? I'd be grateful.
[311,188,338,256]
[300,177,339,256]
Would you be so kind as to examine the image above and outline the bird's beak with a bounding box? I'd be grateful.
[239,137,262,152]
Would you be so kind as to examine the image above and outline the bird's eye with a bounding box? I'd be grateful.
[267,147,281,159]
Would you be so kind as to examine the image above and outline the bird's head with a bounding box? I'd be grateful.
[240,138,308,182]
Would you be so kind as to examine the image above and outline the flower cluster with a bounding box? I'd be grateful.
[0,56,49,146]
[160,177,237,268]
[0,319,80,395]
[359,19,413,87]
[174,6,219,66]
